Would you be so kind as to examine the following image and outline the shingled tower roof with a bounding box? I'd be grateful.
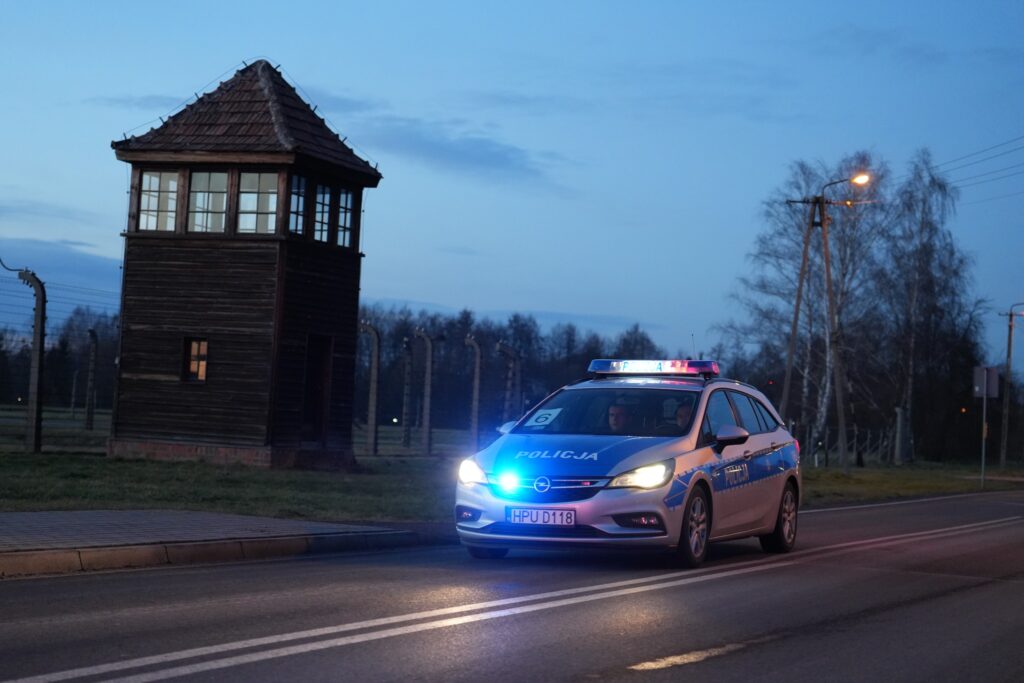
[112,60,380,184]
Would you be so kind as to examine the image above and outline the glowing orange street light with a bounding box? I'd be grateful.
[851,173,871,186]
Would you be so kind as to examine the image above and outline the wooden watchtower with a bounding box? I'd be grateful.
[109,60,381,468]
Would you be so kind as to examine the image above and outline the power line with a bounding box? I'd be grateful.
[961,188,1024,206]
[940,144,1024,175]
[950,160,1024,184]
[956,168,1024,189]
[933,133,1024,169]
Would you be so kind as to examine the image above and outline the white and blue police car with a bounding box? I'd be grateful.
[455,359,801,566]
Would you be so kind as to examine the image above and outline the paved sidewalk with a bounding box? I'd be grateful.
[0,510,447,578]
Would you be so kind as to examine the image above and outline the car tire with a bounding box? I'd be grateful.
[678,486,710,568]
[759,481,798,554]
[467,546,509,559]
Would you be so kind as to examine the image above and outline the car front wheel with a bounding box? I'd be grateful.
[759,482,798,554]
[678,486,710,568]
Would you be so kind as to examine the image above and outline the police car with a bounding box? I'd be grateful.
[455,359,800,566]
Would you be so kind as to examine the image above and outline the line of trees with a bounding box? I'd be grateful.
[354,306,672,435]
[0,307,119,409]
[716,148,1016,462]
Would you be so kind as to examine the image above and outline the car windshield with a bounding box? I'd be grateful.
[513,387,700,437]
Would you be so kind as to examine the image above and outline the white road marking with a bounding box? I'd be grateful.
[628,636,776,671]
[6,516,1021,683]
[802,491,1015,514]
[103,564,796,683]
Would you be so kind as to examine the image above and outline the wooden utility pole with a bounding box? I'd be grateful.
[779,202,817,422]
[999,305,1023,468]
[818,196,851,474]
[18,269,46,453]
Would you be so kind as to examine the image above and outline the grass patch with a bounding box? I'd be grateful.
[800,463,1023,507]
[1,451,1021,524]
[0,452,457,522]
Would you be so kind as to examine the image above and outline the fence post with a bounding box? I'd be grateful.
[85,329,98,431]
[496,341,520,423]
[415,329,442,457]
[359,322,380,456]
[18,269,46,453]
[465,334,481,452]
[401,337,412,448]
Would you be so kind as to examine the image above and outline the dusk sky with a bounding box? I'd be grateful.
[1,1,1021,362]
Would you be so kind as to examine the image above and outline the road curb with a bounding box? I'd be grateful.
[0,530,420,579]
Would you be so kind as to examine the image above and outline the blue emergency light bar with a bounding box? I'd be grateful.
[588,359,720,377]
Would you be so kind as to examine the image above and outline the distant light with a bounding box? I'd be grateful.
[498,473,520,493]
[851,173,870,186]
[391,417,398,424]
[960,407,968,414]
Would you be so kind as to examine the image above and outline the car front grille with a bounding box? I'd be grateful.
[487,476,610,503]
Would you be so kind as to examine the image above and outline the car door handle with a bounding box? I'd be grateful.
[742,451,752,460]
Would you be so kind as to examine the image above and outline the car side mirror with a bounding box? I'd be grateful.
[715,424,750,448]
[497,421,516,435]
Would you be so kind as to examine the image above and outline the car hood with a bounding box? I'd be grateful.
[477,433,682,477]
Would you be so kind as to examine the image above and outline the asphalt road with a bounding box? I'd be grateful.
[2,491,1023,683]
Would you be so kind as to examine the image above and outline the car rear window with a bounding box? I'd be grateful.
[729,391,764,433]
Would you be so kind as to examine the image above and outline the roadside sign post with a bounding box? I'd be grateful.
[973,366,999,489]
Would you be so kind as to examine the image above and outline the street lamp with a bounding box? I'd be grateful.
[999,303,1024,468]
[780,173,870,473]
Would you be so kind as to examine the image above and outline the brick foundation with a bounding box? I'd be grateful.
[107,439,352,470]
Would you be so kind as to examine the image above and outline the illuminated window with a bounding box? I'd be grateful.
[289,175,306,234]
[188,172,227,233]
[139,171,177,231]
[183,338,208,382]
[238,172,278,234]
[313,185,331,242]
[336,189,353,247]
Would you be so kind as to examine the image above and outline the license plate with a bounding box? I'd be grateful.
[506,507,575,527]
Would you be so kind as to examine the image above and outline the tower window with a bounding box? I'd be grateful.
[289,175,306,234]
[238,172,278,234]
[314,185,331,242]
[188,172,228,233]
[183,338,208,382]
[336,189,353,247]
[139,171,177,231]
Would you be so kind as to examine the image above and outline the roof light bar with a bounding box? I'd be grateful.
[587,359,720,377]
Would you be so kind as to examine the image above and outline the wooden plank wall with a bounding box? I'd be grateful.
[115,237,278,445]
[273,240,361,451]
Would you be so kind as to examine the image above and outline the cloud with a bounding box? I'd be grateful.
[970,46,1024,68]
[0,199,102,226]
[85,94,185,110]
[461,90,586,115]
[58,239,97,249]
[358,115,553,182]
[0,238,122,300]
[823,25,950,66]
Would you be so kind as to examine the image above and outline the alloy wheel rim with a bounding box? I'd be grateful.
[781,490,797,544]
[688,496,708,556]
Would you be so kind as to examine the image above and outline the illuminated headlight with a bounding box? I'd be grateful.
[608,460,674,489]
[497,472,520,493]
[458,458,487,485]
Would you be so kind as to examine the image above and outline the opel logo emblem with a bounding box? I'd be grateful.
[534,476,551,493]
